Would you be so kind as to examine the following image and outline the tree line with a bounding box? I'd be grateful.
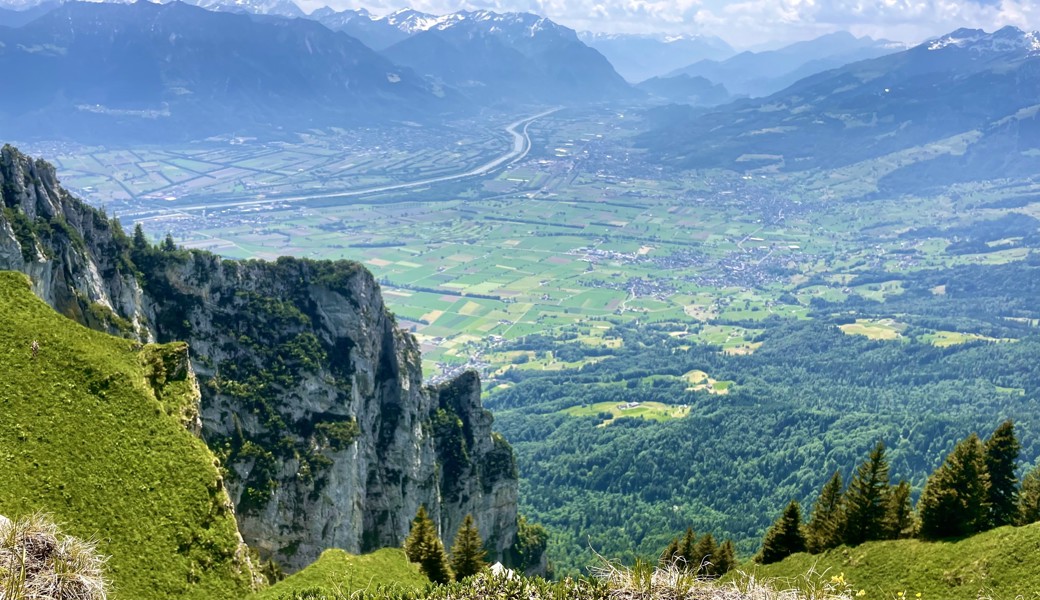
[755,420,1040,564]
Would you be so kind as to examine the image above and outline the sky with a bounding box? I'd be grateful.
[294,0,1039,48]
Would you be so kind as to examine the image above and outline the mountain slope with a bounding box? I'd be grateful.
[578,32,734,83]
[670,31,904,97]
[0,0,56,26]
[636,74,730,106]
[744,522,1040,598]
[250,548,428,599]
[0,270,261,599]
[641,26,1040,186]
[382,10,634,105]
[310,7,409,50]
[171,0,305,18]
[0,1,456,142]
[0,144,522,572]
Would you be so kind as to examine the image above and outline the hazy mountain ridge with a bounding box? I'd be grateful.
[0,1,459,142]
[578,31,735,82]
[636,73,731,107]
[670,31,905,97]
[640,26,1040,188]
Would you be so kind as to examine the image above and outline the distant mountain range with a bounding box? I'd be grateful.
[0,1,456,141]
[0,1,639,140]
[577,32,734,82]
[640,26,1040,190]
[380,10,635,105]
[670,31,906,97]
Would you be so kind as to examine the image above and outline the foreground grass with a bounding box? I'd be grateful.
[264,563,860,600]
[742,522,1040,599]
[0,271,256,599]
[252,549,428,600]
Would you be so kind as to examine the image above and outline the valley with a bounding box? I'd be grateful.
[24,101,1040,576]
[3,3,1040,594]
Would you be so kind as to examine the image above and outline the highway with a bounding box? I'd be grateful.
[156,108,559,214]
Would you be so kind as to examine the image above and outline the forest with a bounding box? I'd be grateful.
[485,258,1040,573]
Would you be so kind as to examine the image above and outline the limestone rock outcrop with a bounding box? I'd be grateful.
[0,144,519,571]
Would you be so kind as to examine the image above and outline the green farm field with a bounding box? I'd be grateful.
[35,108,1040,382]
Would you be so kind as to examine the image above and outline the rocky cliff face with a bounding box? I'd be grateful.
[0,144,519,571]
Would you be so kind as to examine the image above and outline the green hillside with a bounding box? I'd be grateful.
[742,522,1040,599]
[0,271,257,599]
[252,548,429,600]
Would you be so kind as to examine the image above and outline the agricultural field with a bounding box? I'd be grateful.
[562,401,691,425]
[35,107,1040,380]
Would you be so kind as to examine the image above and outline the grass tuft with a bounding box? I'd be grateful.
[0,512,108,600]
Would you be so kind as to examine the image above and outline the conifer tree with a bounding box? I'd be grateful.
[661,536,681,563]
[1018,464,1040,526]
[984,419,1021,528]
[692,532,717,576]
[885,480,915,539]
[842,441,891,546]
[404,505,453,584]
[674,527,697,568]
[755,500,806,565]
[449,514,486,581]
[918,434,991,539]
[806,471,845,553]
[712,539,736,577]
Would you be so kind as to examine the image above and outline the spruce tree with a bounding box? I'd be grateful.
[1018,464,1040,526]
[449,514,487,581]
[918,434,991,539]
[885,480,915,539]
[755,500,806,565]
[806,471,845,553]
[712,539,736,577]
[842,441,891,546]
[404,505,454,584]
[661,536,681,563]
[692,532,717,576]
[984,419,1020,528]
[676,527,697,568]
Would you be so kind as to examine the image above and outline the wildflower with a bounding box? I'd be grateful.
[857,590,867,597]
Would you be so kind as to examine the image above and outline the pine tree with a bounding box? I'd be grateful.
[692,532,717,576]
[711,539,736,577]
[885,480,915,539]
[842,441,891,546]
[404,505,453,584]
[806,471,845,553]
[1018,464,1040,526]
[918,434,991,539]
[984,419,1021,528]
[449,514,487,581]
[755,500,806,565]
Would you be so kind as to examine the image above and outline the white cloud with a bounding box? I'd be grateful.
[298,0,1038,47]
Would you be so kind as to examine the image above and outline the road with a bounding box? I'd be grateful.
[155,108,559,214]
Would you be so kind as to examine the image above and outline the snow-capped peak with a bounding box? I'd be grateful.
[378,8,453,33]
[927,26,1040,55]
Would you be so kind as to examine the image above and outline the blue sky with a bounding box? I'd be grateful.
[297,0,1039,47]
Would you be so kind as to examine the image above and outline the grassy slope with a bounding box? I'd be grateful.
[741,523,1040,599]
[0,271,255,600]
[252,548,429,599]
